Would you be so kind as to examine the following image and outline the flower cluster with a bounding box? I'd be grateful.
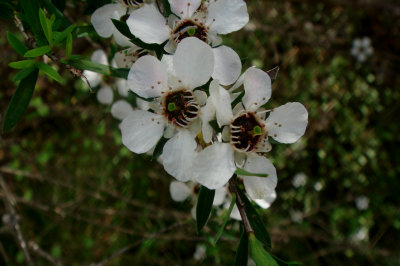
[90,0,308,219]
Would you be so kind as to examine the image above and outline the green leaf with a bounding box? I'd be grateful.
[53,24,76,44]
[2,69,39,133]
[271,255,302,266]
[65,58,129,79]
[237,185,272,250]
[234,229,249,266]
[208,120,221,132]
[65,33,72,59]
[0,2,13,20]
[161,0,172,17]
[196,186,215,232]
[249,234,278,266]
[214,194,236,244]
[41,0,71,29]
[39,8,52,45]
[9,60,36,69]
[152,137,168,161]
[7,32,28,56]
[235,168,269,178]
[24,45,52,57]
[36,62,63,83]
[12,67,36,82]
[20,0,41,38]
[111,19,134,40]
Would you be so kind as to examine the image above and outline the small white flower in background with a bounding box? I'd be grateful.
[83,49,108,88]
[127,0,249,52]
[111,100,134,120]
[351,37,373,63]
[193,244,207,261]
[290,210,303,223]
[292,172,307,188]
[314,181,323,191]
[91,0,150,47]
[351,227,369,242]
[97,86,114,104]
[192,66,308,199]
[355,195,369,210]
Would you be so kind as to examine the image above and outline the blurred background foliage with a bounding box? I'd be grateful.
[1,0,400,265]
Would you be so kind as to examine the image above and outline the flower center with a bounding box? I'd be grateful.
[121,0,144,7]
[164,90,200,128]
[230,112,265,152]
[172,20,208,45]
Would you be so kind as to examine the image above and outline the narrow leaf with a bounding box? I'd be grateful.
[65,33,72,59]
[2,69,39,133]
[237,186,272,250]
[214,194,236,244]
[41,0,71,29]
[65,58,129,79]
[196,186,215,232]
[235,168,269,178]
[234,229,249,266]
[7,32,28,56]
[53,24,76,44]
[9,60,36,69]
[39,9,52,45]
[36,62,63,83]
[272,255,302,266]
[12,67,36,82]
[111,19,134,40]
[161,0,172,17]
[152,137,168,160]
[249,234,278,266]
[24,45,52,57]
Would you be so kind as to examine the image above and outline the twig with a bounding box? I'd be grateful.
[0,175,34,266]
[28,241,63,266]
[228,176,254,234]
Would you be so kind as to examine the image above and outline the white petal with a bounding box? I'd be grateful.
[127,55,167,98]
[243,67,271,111]
[254,190,276,209]
[97,86,113,104]
[221,125,230,142]
[254,136,272,153]
[230,204,241,221]
[113,28,133,47]
[173,37,214,89]
[192,143,235,189]
[206,0,249,34]
[91,4,126,38]
[163,124,176,138]
[169,181,192,202]
[116,78,129,97]
[161,54,176,76]
[212,46,242,86]
[266,102,308,144]
[83,70,102,88]
[127,5,170,44]
[91,49,108,65]
[111,100,133,120]
[120,110,165,153]
[164,39,176,54]
[213,187,227,206]
[201,98,216,143]
[193,90,207,106]
[242,155,277,200]
[162,130,197,182]
[113,46,141,69]
[209,80,233,126]
[169,0,201,18]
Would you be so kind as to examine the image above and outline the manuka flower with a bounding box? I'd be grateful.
[91,0,148,46]
[351,37,373,63]
[191,67,308,199]
[120,37,216,182]
[127,0,249,52]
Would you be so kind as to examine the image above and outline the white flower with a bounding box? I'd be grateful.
[97,86,114,104]
[111,99,134,120]
[292,172,307,188]
[290,210,303,223]
[351,37,373,63]
[91,1,147,47]
[120,37,215,182]
[113,45,154,69]
[192,66,308,199]
[355,195,369,210]
[127,0,249,52]
[193,244,207,261]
